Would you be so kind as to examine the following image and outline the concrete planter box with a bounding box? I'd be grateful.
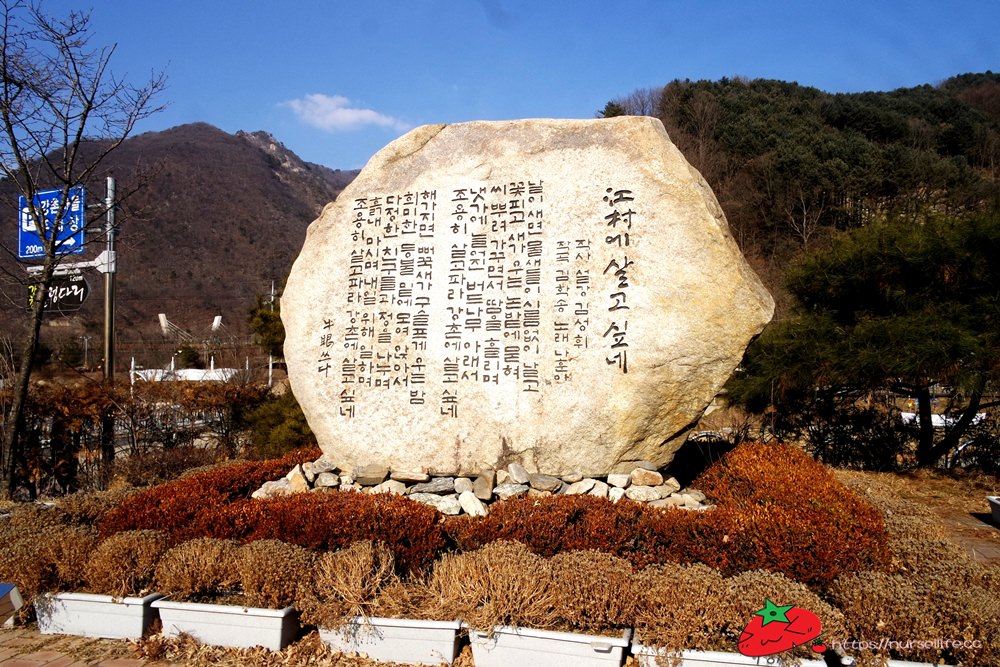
[152,598,299,650]
[631,643,951,667]
[631,644,835,667]
[320,616,463,665]
[988,495,1000,526]
[469,625,631,667]
[35,592,163,639]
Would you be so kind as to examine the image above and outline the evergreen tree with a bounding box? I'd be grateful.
[728,213,1000,466]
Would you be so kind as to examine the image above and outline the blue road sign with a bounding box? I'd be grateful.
[17,185,86,259]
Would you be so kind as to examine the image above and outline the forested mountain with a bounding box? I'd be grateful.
[607,72,1000,312]
[0,123,357,358]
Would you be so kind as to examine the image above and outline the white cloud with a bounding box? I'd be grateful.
[283,94,409,132]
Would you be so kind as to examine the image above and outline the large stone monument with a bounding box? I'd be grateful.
[282,117,773,476]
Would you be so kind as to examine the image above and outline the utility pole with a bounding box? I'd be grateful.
[100,176,117,472]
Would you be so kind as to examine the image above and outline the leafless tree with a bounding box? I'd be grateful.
[0,0,165,497]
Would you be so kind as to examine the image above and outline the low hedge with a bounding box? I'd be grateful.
[98,447,320,541]
[98,442,890,586]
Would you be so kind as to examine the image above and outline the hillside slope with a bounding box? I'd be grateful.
[0,123,357,352]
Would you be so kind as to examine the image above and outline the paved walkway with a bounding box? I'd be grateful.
[0,627,172,667]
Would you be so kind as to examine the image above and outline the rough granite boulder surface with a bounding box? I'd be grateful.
[282,117,774,476]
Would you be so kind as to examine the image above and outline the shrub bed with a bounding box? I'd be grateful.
[98,447,320,540]
[96,442,888,586]
[448,442,890,587]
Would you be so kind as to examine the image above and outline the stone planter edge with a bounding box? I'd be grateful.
[467,624,632,667]
[34,591,163,639]
[151,597,299,651]
[319,616,463,665]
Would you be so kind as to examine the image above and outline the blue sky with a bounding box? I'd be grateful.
[52,1,1000,170]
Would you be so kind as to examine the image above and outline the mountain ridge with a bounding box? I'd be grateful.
[0,122,358,357]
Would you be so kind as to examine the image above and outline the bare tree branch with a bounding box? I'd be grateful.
[0,0,165,497]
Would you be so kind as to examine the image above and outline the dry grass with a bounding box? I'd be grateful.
[548,549,636,632]
[633,562,731,655]
[83,530,169,597]
[37,525,99,590]
[296,540,399,627]
[134,630,425,666]
[236,540,314,609]
[155,538,241,600]
[424,540,557,631]
[57,486,137,525]
[833,469,1000,667]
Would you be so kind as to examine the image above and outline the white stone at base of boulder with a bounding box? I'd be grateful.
[315,472,339,488]
[507,463,530,484]
[606,473,631,489]
[251,479,291,499]
[459,490,488,516]
[625,485,661,502]
[630,468,663,487]
[494,483,529,500]
[409,493,462,515]
[370,480,407,495]
[588,480,610,498]
[391,470,430,483]
[564,479,597,495]
[659,477,682,494]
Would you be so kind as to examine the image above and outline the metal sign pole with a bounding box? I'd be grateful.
[101,175,117,474]
[103,176,116,383]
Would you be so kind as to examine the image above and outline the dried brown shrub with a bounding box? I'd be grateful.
[0,503,68,539]
[135,630,390,666]
[155,538,240,600]
[426,540,555,630]
[297,540,399,626]
[0,540,47,622]
[37,525,100,589]
[830,569,1000,666]
[235,539,313,609]
[548,550,636,633]
[723,570,846,656]
[84,530,169,597]
[58,487,137,525]
[632,562,731,655]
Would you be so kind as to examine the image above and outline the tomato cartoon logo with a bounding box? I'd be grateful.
[737,599,827,657]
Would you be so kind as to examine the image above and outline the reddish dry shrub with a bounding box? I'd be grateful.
[689,441,892,585]
[204,491,445,573]
[446,445,887,588]
[98,447,320,540]
[446,494,648,558]
[84,530,170,597]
